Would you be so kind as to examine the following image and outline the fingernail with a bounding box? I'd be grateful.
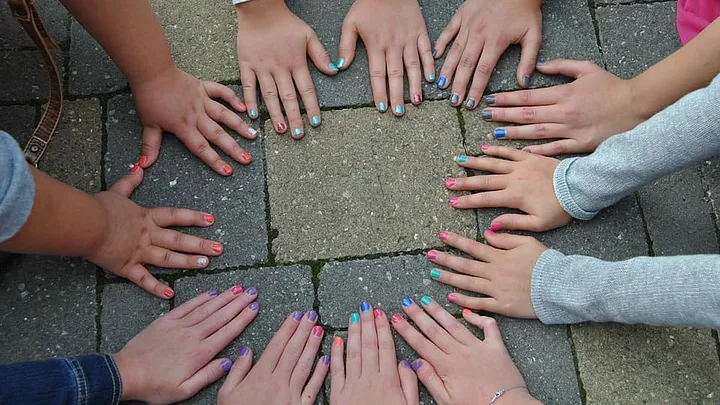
[448,294,457,303]
[439,231,449,241]
[450,93,459,105]
[401,360,411,368]
[308,311,318,322]
[411,360,422,371]
[311,116,321,126]
[465,98,476,109]
[378,102,388,113]
[241,151,252,161]
[456,154,467,163]
[221,359,233,374]
[137,155,149,167]
[205,214,215,224]
[430,269,441,279]
[449,196,459,207]
[373,308,384,318]
[360,301,371,312]
[292,128,304,140]
[490,222,503,231]
[437,75,447,88]
[394,105,405,116]
[164,290,174,298]
[427,250,438,260]
[245,286,257,296]
[240,345,250,357]
[208,289,218,296]
[523,75,531,88]
[445,178,456,188]
[247,127,258,138]
[249,301,259,311]
[222,164,233,176]
[413,94,422,104]
[238,100,247,111]
[276,122,287,133]
[421,296,432,305]
[401,297,413,307]
[494,128,506,139]
[432,49,438,58]
[249,110,258,119]
[463,308,473,316]
[197,257,209,267]
[231,285,243,295]
[212,243,223,254]
[485,95,496,105]
[481,143,490,151]
[312,326,324,337]
[537,59,547,66]
[322,355,331,365]
[482,110,493,120]
[391,313,403,323]
[485,229,497,239]
[428,72,436,82]
[293,311,304,321]
[336,58,345,69]
[130,164,141,174]
[334,336,343,346]
[328,62,339,72]
[350,313,360,324]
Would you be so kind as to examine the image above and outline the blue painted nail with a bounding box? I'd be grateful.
[208,289,218,297]
[485,95,496,105]
[450,93,460,105]
[430,269,441,279]
[246,287,257,296]
[378,102,388,113]
[350,313,360,324]
[482,110,492,120]
[437,75,447,88]
[401,360,411,368]
[311,116,321,126]
[293,311,303,321]
[221,359,233,373]
[456,155,468,163]
[249,110,258,119]
[328,62,339,72]
[336,58,345,69]
[411,359,422,371]
[308,311,318,321]
[421,296,432,305]
[401,297,413,307]
[360,301,371,312]
[523,75,531,88]
[428,72,436,82]
[322,355,330,365]
[240,345,250,357]
[494,128,506,139]
[394,105,405,115]
[465,98,476,109]
[292,128,304,139]
[249,302,259,311]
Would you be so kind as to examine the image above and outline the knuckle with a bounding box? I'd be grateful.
[460,55,476,69]
[194,141,210,156]
[280,90,298,102]
[298,84,315,97]
[378,340,395,353]
[173,232,184,246]
[163,250,173,266]
[450,40,464,54]
[519,90,532,103]
[405,58,420,69]
[261,89,278,101]
[369,68,385,79]
[533,124,549,138]
[387,68,403,78]
[521,107,536,121]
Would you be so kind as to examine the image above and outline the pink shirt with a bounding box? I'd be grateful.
[676,0,720,44]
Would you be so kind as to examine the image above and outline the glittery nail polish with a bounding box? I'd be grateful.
[313,326,324,337]
[241,151,252,161]
[329,62,339,72]
[427,250,438,260]
[336,58,346,69]
[465,98,476,109]
[401,360,411,368]
[450,93,460,105]
[523,75,531,88]
[401,297,413,307]
[439,231,449,241]
[373,308,383,318]
[164,290,174,298]
[240,345,250,357]
[311,116,321,126]
[231,285,243,295]
[413,94,422,104]
[350,313,360,324]
[360,301,371,312]
[130,164,141,174]
[445,178,456,188]
[449,196,459,206]
[137,155,149,167]
[421,296,432,305]
[249,110,258,119]
[334,336,343,346]
[485,95,496,105]
[411,360,422,371]
[430,269,441,279]
[276,122,287,133]
[394,105,405,115]
[212,243,223,254]
[208,289,218,297]
[322,355,331,365]
[292,127,304,140]
[490,222,503,232]
[448,294,457,303]
[391,314,403,323]
[197,257,209,267]
[482,110,493,121]
[428,72,436,82]
[205,215,215,225]
[248,127,258,138]
[222,164,233,176]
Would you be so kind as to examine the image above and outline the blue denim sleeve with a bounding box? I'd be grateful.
[0,353,123,405]
[0,130,35,243]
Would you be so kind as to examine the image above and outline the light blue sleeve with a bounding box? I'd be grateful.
[0,131,35,243]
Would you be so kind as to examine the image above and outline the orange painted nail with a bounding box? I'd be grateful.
[241,151,252,161]
[212,243,223,254]
[205,215,215,225]
[222,164,233,176]
[333,336,343,346]
[137,155,149,167]
[130,164,141,174]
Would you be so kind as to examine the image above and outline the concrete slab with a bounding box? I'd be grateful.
[69,20,126,96]
[265,101,476,262]
[701,157,720,233]
[0,105,35,143]
[0,0,70,50]
[0,49,65,103]
[104,94,268,271]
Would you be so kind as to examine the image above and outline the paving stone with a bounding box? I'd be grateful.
[639,165,719,256]
[0,49,65,103]
[0,0,70,50]
[596,3,681,79]
[573,323,720,404]
[100,283,170,353]
[0,255,96,363]
[104,94,268,271]
[0,105,35,141]
[151,0,238,82]
[265,101,476,262]
[69,20,126,95]
[174,265,314,405]
[701,157,720,232]
[317,255,458,328]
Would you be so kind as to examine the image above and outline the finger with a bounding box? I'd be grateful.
[197,117,252,165]
[419,296,476,345]
[434,12,461,58]
[240,67,260,121]
[390,311,443,362]
[535,58,602,79]
[438,28,467,89]
[300,356,330,405]
[455,155,513,174]
[178,358,231,400]
[465,44,503,109]
[462,309,503,342]
[170,289,218,320]
[183,285,245,326]
[274,72,304,140]
[142,246,210,270]
[517,28,542,88]
[445,174,506,192]
[221,347,253,390]
[109,167,144,197]
[346,311,362,379]
[258,73,287,134]
[337,18,358,71]
[448,294,501,313]
[398,361,420,405]
[409,359,449,404]
[277,311,317,378]
[256,312,304,372]
[450,190,511,210]
[483,228,536,250]
[330,335,345,392]
[140,126,162,167]
[481,106,566,124]
[291,323,324,392]
[387,48,405,117]
[203,81,247,113]
[522,138,587,156]
[418,33,435,83]
[124,264,174,299]
[151,228,222,256]
[485,87,562,107]
[427,248,492,277]
[201,287,259,340]
[490,213,547,233]
[150,207,215,228]
[307,30,337,76]
[449,40,482,106]
[292,66,322,128]
[176,128,231,176]
[438,231,497,261]
[492,123,566,141]
[404,43,423,106]
[204,98,257,141]
[480,144,529,161]
[360,302,379,373]
[401,297,455,353]
[429,268,493,296]
[368,50,389,113]
[374,308,397,373]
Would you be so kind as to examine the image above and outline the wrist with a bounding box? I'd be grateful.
[82,194,113,260]
[113,351,147,401]
[626,75,664,121]
[495,388,542,405]
[235,0,286,17]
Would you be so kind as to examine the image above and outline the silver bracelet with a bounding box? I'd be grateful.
[489,386,528,405]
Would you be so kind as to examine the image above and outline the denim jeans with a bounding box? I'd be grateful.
[0,353,122,405]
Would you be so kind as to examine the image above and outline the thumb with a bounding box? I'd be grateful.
[410,359,450,404]
[337,18,358,71]
[178,358,233,401]
[140,125,162,167]
[110,164,144,197]
[461,310,503,343]
[398,361,420,405]
[307,30,337,76]
[517,28,542,88]
[535,59,602,79]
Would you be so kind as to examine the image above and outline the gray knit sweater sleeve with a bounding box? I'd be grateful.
[0,131,35,243]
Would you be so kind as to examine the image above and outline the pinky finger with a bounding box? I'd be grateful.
[522,139,585,156]
[301,356,330,405]
[125,264,174,299]
[399,361,420,405]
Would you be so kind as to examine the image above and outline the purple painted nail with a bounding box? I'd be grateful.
[240,345,250,357]
[308,311,318,322]
[221,359,233,373]
[411,360,422,372]
[208,289,218,297]
[245,287,257,296]
[322,355,330,365]
[249,302,259,311]
[401,360,411,368]
[293,311,303,321]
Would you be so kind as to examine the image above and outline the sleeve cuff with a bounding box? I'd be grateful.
[69,353,123,405]
[553,157,598,221]
[0,131,35,243]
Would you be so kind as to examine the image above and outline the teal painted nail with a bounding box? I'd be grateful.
[249,110,258,119]
[350,313,360,324]
[394,105,405,115]
[311,116,321,126]
[329,62,339,73]
[421,296,432,305]
[336,58,345,69]
[430,269,441,279]
[378,102,388,113]
[456,155,467,163]
[429,72,436,82]
[292,128,304,140]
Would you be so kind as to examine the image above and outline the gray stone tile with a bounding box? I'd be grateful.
[104,94,268,271]
[0,49,65,103]
[265,101,476,262]
[639,165,719,256]
[174,265,314,405]
[701,157,720,233]
[0,0,70,50]
[573,323,720,404]
[150,0,238,82]
[100,283,170,353]
[0,255,96,363]
[69,20,126,95]
[317,255,458,328]
[596,3,681,79]
[0,105,36,142]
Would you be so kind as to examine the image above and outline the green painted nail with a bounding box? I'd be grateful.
[429,72,436,82]
[336,58,346,69]
[457,155,468,163]
[329,62,339,72]
[311,116,321,126]
[395,105,405,115]
[249,110,258,119]
[430,269,441,279]
[350,313,360,324]
[378,102,388,113]
[421,296,432,305]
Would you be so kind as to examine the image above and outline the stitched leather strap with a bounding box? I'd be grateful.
[7,0,63,167]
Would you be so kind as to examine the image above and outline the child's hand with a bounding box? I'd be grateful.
[330,303,418,405]
[338,0,434,115]
[87,164,223,299]
[436,0,542,108]
[392,297,541,405]
[235,0,337,139]
[217,311,328,405]
[131,66,256,176]
[483,60,645,156]
[446,144,571,232]
[427,230,547,318]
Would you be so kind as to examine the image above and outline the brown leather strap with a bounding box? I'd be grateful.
[7,0,63,167]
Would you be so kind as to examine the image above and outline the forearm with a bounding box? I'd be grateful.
[60,0,173,86]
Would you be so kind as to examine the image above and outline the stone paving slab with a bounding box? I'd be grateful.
[266,101,476,262]
[69,20,126,96]
[174,265,314,405]
[0,49,65,103]
[573,323,720,404]
[596,2,681,79]
[0,105,35,141]
[701,157,720,229]
[0,0,70,50]
[105,94,268,271]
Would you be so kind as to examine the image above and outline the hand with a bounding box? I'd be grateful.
[435,0,542,109]
[446,144,571,232]
[330,303,418,405]
[236,0,336,139]
[338,0,434,116]
[391,297,541,405]
[114,286,260,404]
[483,60,646,155]
[218,311,328,405]
[428,230,547,318]
[131,66,257,176]
[87,164,223,299]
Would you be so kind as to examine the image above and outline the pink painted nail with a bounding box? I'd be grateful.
[137,155,149,167]
[449,197,460,207]
[445,178,456,188]
[439,231,449,241]
[205,214,215,225]
[231,285,243,295]
[462,308,472,316]
[164,290,174,298]
[391,314,403,323]
[373,308,384,319]
[241,152,252,161]
[481,143,491,150]
[490,222,503,232]
[238,100,247,111]
[130,164,141,174]
[485,229,496,237]
[222,164,233,176]
[212,243,223,254]
[427,250,438,260]
[448,294,457,303]
[413,94,422,104]
[276,122,287,133]
[312,326,324,337]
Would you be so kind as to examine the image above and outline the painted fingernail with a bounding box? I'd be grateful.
[537,60,547,66]
[293,311,304,321]
[241,151,252,161]
[313,325,324,337]
[276,122,287,133]
[378,102,388,113]
[456,154,467,163]
[205,214,215,224]
[432,49,438,58]
[292,128,304,140]
[490,222,503,231]
[445,178,456,188]
[208,289,218,297]
[391,313,403,323]
[523,75,531,88]
[222,164,233,176]
[439,231,449,241]
[401,297,413,307]
[428,72,436,82]
[247,128,258,138]
[373,308,384,318]
[430,269,441,279]
[485,229,496,237]
[350,313,360,324]
[427,250,438,260]
[336,58,346,69]
[221,359,233,374]
[130,164,141,174]
[482,110,493,120]
[245,287,257,296]
[448,294,457,303]
[308,311,318,322]
[411,360,422,371]
[463,308,473,316]
[212,243,223,253]
[164,290,174,298]
[329,62,339,72]
[413,94,422,104]
[465,98,476,109]
[334,336,343,346]
[197,257,209,267]
[238,100,247,111]
[450,93,460,105]
[401,360,411,368]
[437,75,447,88]
[494,128,506,139]
[421,296,432,305]
[137,155,149,167]
[394,105,405,116]
[240,345,250,357]
[485,95,496,105]
[322,355,331,365]
[231,285,243,295]
[360,301,371,312]
[449,196,459,207]
[311,116,321,126]
[481,143,490,151]
[249,301,259,311]
[249,110,258,119]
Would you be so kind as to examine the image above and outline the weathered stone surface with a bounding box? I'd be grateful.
[151,0,238,82]
[174,265,314,404]
[69,20,126,95]
[573,324,720,404]
[104,94,268,271]
[0,0,70,50]
[701,157,720,232]
[0,105,35,141]
[266,101,476,262]
[596,3,681,79]
[0,255,96,363]
[0,49,65,103]
[100,283,170,353]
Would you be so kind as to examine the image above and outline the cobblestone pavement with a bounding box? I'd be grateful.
[1,0,720,404]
